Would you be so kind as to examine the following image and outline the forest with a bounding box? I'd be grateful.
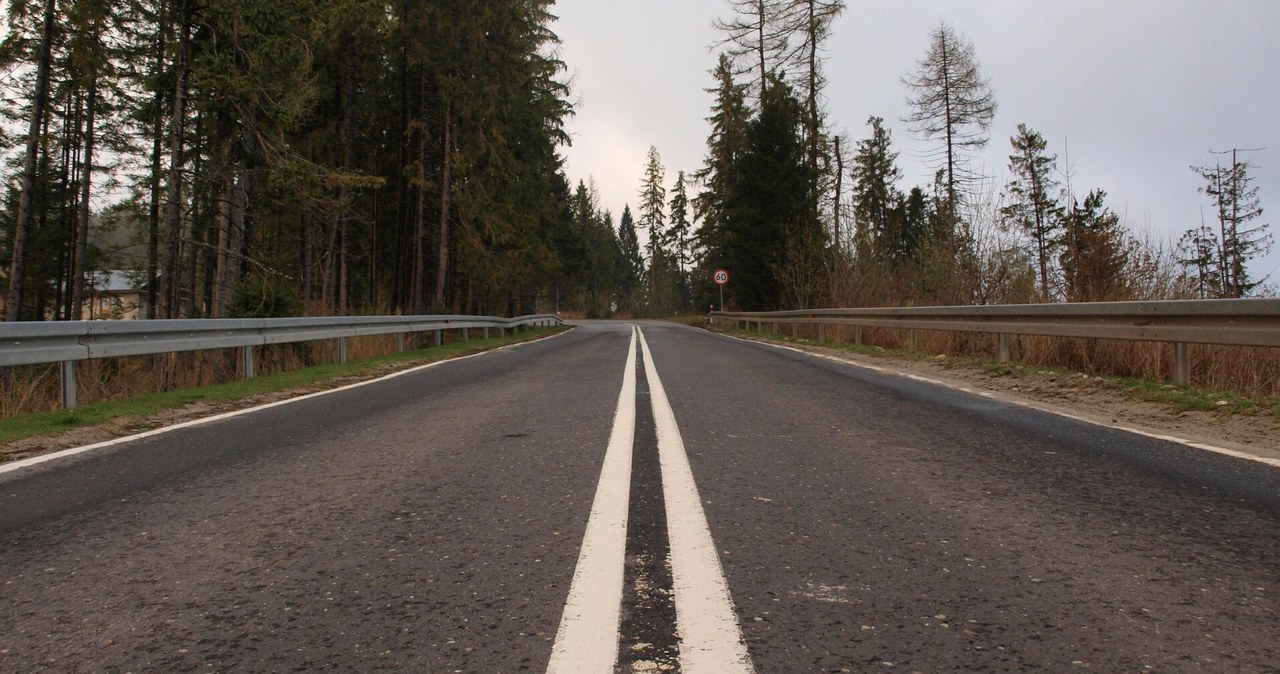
[629,0,1274,317]
[1,0,584,322]
[0,0,1272,326]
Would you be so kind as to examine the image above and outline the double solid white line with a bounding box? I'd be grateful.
[547,326,753,673]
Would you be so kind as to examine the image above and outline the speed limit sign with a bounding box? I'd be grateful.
[713,269,730,286]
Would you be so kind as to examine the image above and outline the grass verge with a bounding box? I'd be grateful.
[0,326,568,446]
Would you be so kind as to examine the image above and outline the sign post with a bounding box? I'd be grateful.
[713,269,730,312]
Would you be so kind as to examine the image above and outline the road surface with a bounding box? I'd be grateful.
[1,321,1277,672]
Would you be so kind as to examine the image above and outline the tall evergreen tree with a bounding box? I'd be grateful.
[1190,152,1272,297]
[636,146,669,312]
[1177,223,1221,299]
[1001,124,1062,301]
[617,204,643,310]
[668,170,692,274]
[637,145,667,254]
[723,76,816,310]
[850,116,903,263]
[694,55,750,277]
[1060,190,1129,302]
[3,0,59,320]
[1,0,579,323]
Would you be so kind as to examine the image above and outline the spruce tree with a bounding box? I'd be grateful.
[1060,190,1129,302]
[850,116,903,263]
[617,205,643,311]
[1002,124,1062,301]
[1190,153,1272,297]
[724,77,814,310]
[694,55,750,275]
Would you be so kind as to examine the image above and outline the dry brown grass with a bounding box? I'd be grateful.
[0,332,449,420]
[773,322,1280,396]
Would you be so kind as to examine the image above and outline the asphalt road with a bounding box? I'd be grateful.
[0,321,1277,672]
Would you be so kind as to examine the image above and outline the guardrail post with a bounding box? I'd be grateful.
[999,334,1010,364]
[908,329,918,353]
[396,333,404,353]
[462,328,469,341]
[818,324,825,342]
[60,361,77,410]
[242,346,255,380]
[434,330,443,347]
[484,327,490,339]
[855,325,862,347]
[1175,342,1191,386]
[338,337,348,364]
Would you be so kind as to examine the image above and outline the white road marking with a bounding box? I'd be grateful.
[638,329,755,673]
[546,326,636,673]
[0,329,573,476]
[717,331,1280,469]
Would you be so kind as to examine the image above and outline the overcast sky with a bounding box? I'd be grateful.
[552,0,1280,288]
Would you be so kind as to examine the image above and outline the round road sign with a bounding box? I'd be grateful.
[713,269,730,286]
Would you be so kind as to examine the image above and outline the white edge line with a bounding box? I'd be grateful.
[713,331,1280,469]
[638,328,754,673]
[546,325,636,674]
[0,328,575,476]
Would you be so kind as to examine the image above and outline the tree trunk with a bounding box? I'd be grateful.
[146,2,170,318]
[434,102,452,310]
[71,76,98,320]
[213,172,234,317]
[411,70,429,315]
[158,0,193,318]
[58,92,81,320]
[755,0,766,93]
[6,0,58,321]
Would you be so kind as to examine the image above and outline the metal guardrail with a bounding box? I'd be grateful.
[0,313,563,409]
[710,299,1280,387]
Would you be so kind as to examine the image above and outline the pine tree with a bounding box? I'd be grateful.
[617,205,643,311]
[791,0,843,221]
[637,146,668,255]
[724,76,816,310]
[1060,190,1129,302]
[1,0,579,323]
[694,55,750,276]
[850,116,903,263]
[3,0,59,320]
[636,146,667,311]
[1002,124,1062,301]
[902,21,996,215]
[1190,152,1272,297]
[1176,224,1221,299]
[668,171,692,274]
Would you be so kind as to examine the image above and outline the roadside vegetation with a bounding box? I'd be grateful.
[0,326,567,444]
[696,318,1280,419]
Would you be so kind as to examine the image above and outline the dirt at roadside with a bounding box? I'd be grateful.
[751,334,1280,464]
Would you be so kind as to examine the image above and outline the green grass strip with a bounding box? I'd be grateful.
[0,326,567,445]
